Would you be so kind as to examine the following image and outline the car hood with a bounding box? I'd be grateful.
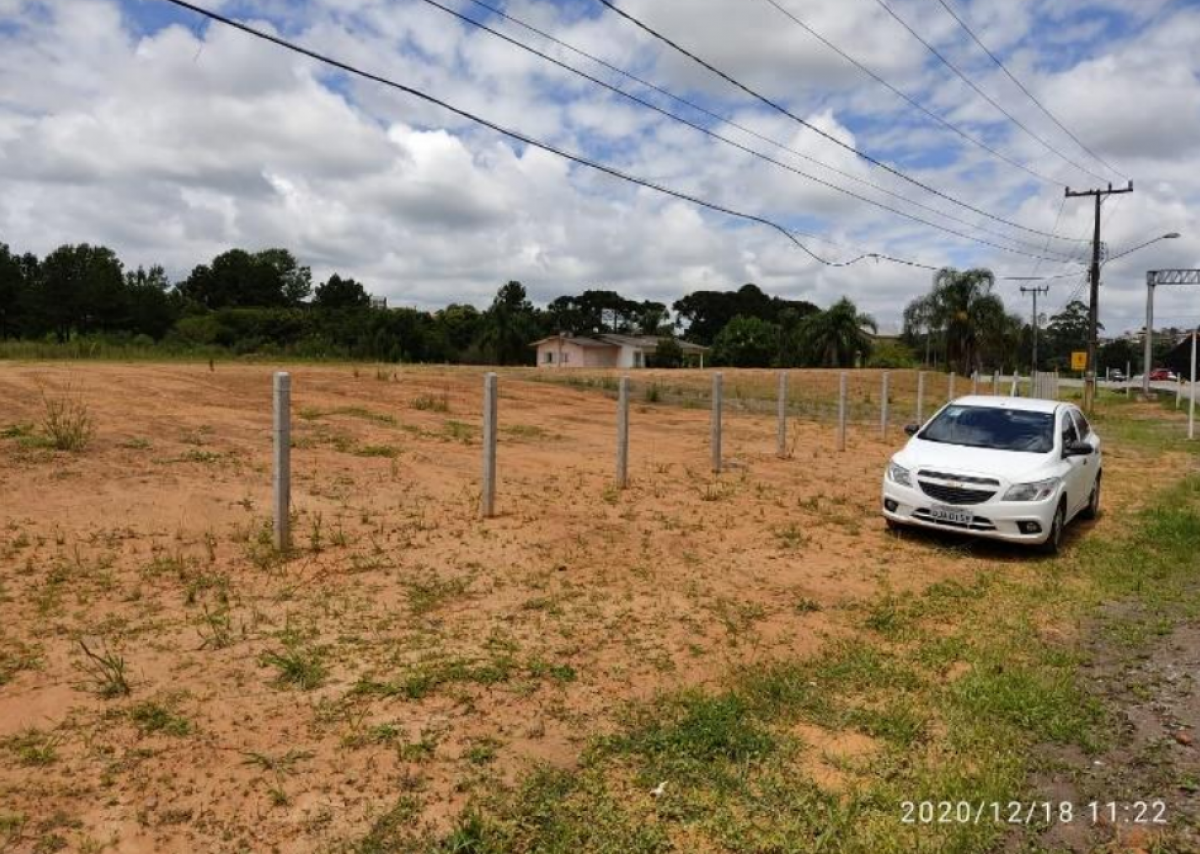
[897,438,1052,482]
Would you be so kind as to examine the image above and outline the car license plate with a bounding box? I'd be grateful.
[929,504,973,526]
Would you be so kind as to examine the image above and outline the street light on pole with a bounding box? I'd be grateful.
[1137,232,1184,395]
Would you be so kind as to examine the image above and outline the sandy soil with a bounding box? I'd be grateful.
[0,363,1167,852]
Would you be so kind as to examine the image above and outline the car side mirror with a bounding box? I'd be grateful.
[1064,440,1093,457]
[904,423,920,437]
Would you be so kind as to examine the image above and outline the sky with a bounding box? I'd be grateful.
[0,0,1198,334]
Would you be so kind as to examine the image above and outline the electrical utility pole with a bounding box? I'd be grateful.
[1066,181,1133,412]
[1020,285,1049,372]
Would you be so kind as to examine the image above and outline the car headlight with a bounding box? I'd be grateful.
[887,462,912,487]
[1002,476,1060,502]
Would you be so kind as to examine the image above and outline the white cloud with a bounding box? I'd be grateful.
[0,0,1195,334]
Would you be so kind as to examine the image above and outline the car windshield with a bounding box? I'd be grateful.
[918,405,1054,453]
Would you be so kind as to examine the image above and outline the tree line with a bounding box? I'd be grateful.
[0,241,895,367]
[901,267,1182,374]
[1,242,1169,370]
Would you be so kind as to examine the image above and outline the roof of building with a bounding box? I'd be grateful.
[530,333,708,352]
[528,335,615,349]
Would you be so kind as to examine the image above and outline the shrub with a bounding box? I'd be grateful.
[39,386,95,451]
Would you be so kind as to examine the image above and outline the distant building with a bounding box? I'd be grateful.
[369,296,387,310]
[531,333,708,368]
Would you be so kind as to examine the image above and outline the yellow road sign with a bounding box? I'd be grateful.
[1071,351,1087,371]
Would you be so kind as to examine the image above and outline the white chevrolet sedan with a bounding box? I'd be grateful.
[881,396,1101,553]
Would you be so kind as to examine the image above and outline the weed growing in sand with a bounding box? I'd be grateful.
[794,597,823,614]
[0,422,34,440]
[129,701,191,737]
[197,604,235,650]
[39,386,95,451]
[309,513,324,552]
[354,444,400,458]
[0,639,40,686]
[773,522,809,551]
[77,638,129,698]
[412,390,450,413]
[243,748,314,807]
[442,420,475,443]
[405,575,470,616]
[261,637,326,690]
[3,728,62,766]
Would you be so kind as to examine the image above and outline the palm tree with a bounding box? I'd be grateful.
[902,294,937,367]
[800,297,877,367]
[923,268,1004,374]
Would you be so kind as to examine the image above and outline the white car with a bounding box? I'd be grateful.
[881,396,1102,553]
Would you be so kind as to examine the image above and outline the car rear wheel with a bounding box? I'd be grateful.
[1080,473,1101,521]
[1038,501,1066,555]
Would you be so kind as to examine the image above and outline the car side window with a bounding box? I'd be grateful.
[1072,408,1091,439]
[1061,412,1079,447]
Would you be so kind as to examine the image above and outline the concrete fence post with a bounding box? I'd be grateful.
[711,372,723,473]
[992,370,999,393]
[837,372,847,452]
[1189,333,1196,441]
[1011,372,1019,396]
[971,371,978,395]
[776,370,788,459]
[880,371,890,439]
[272,371,291,552]
[481,372,498,518]
[1125,361,1132,398]
[948,371,956,401]
[916,371,925,424]
[616,376,630,488]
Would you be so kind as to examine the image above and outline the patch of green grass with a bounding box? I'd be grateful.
[170,449,224,464]
[0,639,40,686]
[3,729,61,766]
[441,420,476,443]
[354,443,400,458]
[464,737,501,766]
[502,423,552,441]
[261,639,326,691]
[772,522,809,550]
[0,422,34,439]
[331,406,398,425]
[129,700,191,737]
[404,575,470,616]
[412,392,450,413]
[350,796,422,854]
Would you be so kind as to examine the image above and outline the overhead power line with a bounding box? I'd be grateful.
[869,0,1109,184]
[456,0,1081,256]
[422,0,1079,262]
[159,0,945,270]
[757,0,1059,187]
[592,0,1085,245]
[932,0,1127,182]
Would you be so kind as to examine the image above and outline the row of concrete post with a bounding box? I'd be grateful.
[268,364,1198,547]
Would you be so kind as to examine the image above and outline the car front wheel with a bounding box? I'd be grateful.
[1080,473,1101,521]
[1038,501,1066,555]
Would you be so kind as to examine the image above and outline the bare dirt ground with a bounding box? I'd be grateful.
[1027,608,1200,853]
[0,363,1180,852]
